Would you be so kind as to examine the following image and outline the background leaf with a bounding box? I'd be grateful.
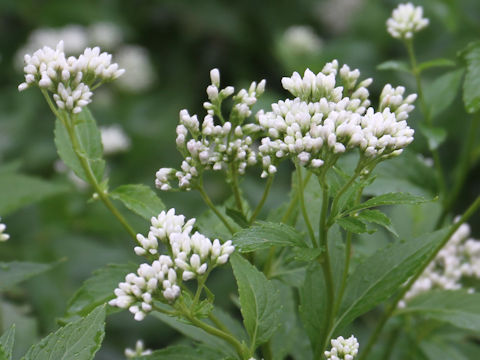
[418,58,456,72]
[0,261,55,291]
[461,41,480,113]
[377,60,410,73]
[22,305,105,360]
[110,184,165,220]
[0,325,15,360]
[135,344,229,360]
[424,68,464,118]
[346,192,431,214]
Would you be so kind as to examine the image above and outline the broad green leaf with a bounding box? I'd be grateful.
[357,209,398,236]
[418,58,456,72]
[461,41,480,113]
[225,207,249,228]
[418,124,447,151]
[398,290,480,332]
[232,221,305,252]
[152,312,235,357]
[334,227,451,332]
[420,339,471,360]
[377,60,410,73]
[0,261,55,291]
[135,345,229,360]
[292,247,323,262]
[54,108,105,183]
[299,262,327,358]
[22,305,105,360]
[336,217,368,234]
[230,254,281,348]
[424,69,464,118]
[0,173,67,216]
[110,184,165,220]
[0,325,15,360]
[345,192,431,214]
[65,263,137,318]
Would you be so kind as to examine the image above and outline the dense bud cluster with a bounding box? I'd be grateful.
[258,61,415,176]
[399,220,480,307]
[386,3,429,40]
[109,209,234,320]
[0,218,9,242]
[325,335,359,360]
[18,41,124,114]
[156,69,265,191]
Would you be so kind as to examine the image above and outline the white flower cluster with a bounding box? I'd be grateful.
[386,3,429,40]
[399,221,480,307]
[125,340,152,358]
[109,209,234,321]
[257,61,415,176]
[281,25,322,55]
[0,218,9,242]
[100,125,131,155]
[18,41,124,114]
[325,335,359,360]
[156,69,265,191]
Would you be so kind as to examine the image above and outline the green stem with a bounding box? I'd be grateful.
[295,164,316,246]
[358,195,480,360]
[328,171,360,225]
[281,172,312,224]
[249,176,274,225]
[197,185,235,234]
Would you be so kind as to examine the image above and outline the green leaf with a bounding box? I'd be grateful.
[0,173,67,216]
[299,263,327,358]
[0,325,15,360]
[230,254,281,348]
[22,305,105,360]
[357,209,398,236]
[334,227,451,332]
[110,184,165,220]
[461,41,480,113]
[336,217,368,234]
[135,344,228,360]
[424,69,464,118]
[225,208,249,228]
[398,290,480,332]
[65,263,137,318]
[292,247,323,262]
[54,108,105,183]
[0,261,55,291]
[418,124,448,151]
[232,221,305,253]
[377,60,410,73]
[345,192,431,214]
[418,58,456,72]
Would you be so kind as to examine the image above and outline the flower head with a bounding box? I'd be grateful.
[325,335,359,360]
[387,3,429,40]
[125,340,152,358]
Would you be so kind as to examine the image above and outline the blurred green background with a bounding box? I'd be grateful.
[1,0,480,358]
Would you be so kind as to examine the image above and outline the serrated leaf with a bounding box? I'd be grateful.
[0,325,15,360]
[292,247,323,262]
[336,217,368,234]
[225,208,249,228]
[110,184,165,220]
[54,108,105,183]
[65,263,137,318]
[461,41,480,113]
[424,69,464,118]
[398,290,480,332]
[135,344,228,360]
[357,209,398,236]
[334,227,451,333]
[299,262,327,358]
[22,305,105,360]
[0,261,55,291]
[418,124,448,151]
[230,254,281,348]
[418,58,456,72]
[377,60,410,73]
[232,221,305,252]
[345,192,431,214]
[0,173,67,216]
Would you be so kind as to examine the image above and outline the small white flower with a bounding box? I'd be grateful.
[325,335,359,360]
[125,340,153,358]
[0,218,10,242]
[281,25,322,55]
[387,3,429,40]
[100,125,131,155]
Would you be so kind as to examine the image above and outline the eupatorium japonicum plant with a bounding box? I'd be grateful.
[2,2,480,360]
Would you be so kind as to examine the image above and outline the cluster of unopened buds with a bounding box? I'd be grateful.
[258,60,416,177]
[386,2,429,40]
[0,218,9,242]
[399,220,480,307]
[18,41,124,114]
[156,69,265,191]
[325,335,359,360]
[109,208,234,320]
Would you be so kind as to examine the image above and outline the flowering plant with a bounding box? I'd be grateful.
[2,2,480,360]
